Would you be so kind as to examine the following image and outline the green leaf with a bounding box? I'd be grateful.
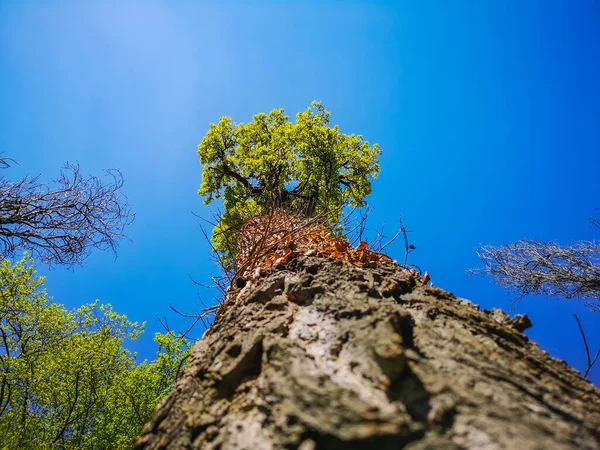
[197,102,381,267]
[0,256,191,449]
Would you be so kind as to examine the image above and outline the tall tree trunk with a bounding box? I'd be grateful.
[137,255,600,449]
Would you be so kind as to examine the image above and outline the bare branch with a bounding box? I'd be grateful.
[379,219,406,253]
[402,217,410,267]
[371,223,386,250]
[174,354,191,383]
[573,314,600,378]
[0,162,134,266]
[156,315,171,334]
[0,154,18,170]
[589,209,600,230]
[167,301,217,341]
[470,239,600,312]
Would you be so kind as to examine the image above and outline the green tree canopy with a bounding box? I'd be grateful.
[198,102,381,267]
[0,255,190,449]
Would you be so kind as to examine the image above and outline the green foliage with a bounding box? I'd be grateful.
[198,102,381,267]
[0,255,190,450]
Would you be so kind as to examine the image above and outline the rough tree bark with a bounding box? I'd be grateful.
[137,255,600,449]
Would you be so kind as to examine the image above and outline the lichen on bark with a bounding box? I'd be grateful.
[137,255,600,450]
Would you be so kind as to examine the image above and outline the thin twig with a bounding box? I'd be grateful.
[380,222,404,253]
[573,314,600,378]
[402,217,410,267]
[174,354,191,383]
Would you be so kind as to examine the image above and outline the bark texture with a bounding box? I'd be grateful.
[137,256,600,449]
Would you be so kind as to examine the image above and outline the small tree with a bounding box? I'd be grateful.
[0,158,134,266]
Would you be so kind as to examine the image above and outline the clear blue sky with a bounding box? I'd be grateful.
[1,1,599,385]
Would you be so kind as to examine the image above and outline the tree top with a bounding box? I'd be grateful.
[197,102,381,267]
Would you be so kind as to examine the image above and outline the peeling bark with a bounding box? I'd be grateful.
[137,256,600,449]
